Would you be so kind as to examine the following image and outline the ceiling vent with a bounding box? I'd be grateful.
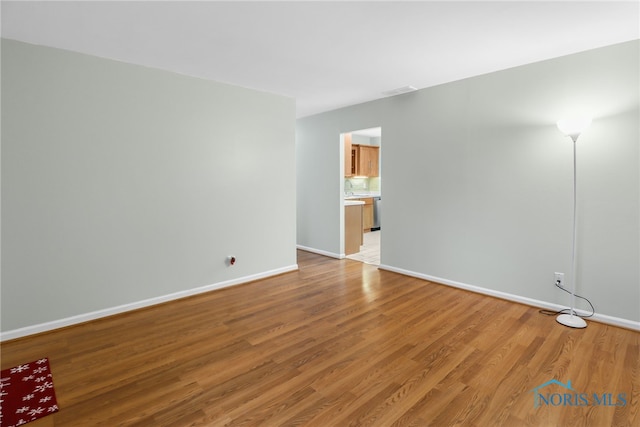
[382,86,418,97]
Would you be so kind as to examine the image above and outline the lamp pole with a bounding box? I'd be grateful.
[555,118,591,329]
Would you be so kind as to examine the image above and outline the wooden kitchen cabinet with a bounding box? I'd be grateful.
[356,197,374,232]
[360,145,379,177]
[351,144,379,177]
[344,133,353,177]
[345,204,363,255]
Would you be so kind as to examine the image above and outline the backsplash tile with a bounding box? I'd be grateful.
[345,177,380,194]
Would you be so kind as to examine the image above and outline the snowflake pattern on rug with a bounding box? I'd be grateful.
[0,358,59,427]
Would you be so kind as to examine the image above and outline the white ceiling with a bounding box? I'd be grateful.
[2,1,638,118]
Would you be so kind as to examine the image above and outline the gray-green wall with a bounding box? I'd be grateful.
[1,39,297,335]
[297,40,639,326]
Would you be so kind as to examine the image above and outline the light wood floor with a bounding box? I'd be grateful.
[2,250,638,426]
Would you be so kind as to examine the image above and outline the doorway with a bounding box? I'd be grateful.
[342,127,381,265]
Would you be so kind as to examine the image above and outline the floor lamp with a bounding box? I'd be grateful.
[556,117,591,328]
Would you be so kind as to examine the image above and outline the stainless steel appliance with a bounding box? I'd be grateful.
[372,197,381,231]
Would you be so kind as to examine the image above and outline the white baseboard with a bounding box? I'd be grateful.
[296,245,344,259]
[0,264,299,342]
[378,264,640,332]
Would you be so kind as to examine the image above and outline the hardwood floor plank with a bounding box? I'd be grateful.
[1,250,638,426]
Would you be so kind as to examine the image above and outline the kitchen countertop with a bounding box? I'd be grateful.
[344,200,365,206]
[344,192,381,200]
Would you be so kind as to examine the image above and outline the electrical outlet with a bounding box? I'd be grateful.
[554,272,564,288]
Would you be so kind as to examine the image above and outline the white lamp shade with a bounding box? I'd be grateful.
[557,117,592,139]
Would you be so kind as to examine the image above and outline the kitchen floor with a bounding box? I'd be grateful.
[346,230,380,265]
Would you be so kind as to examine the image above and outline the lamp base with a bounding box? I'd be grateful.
[556,313,587,329]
